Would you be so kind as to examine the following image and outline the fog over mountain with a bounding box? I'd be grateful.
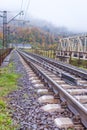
[1,0,87,32]
[27,17,75,37]
[0,14,83,38]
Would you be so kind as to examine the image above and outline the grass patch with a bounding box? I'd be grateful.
[0,62,20,130]
[25,49,56,59]
[70,58,87,69]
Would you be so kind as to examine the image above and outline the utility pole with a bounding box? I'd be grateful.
[7,11,23,47]
[0,10,23,48]
[7,26,10,44]
[3,11,7,48]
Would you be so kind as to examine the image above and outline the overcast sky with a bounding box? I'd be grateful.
[0,0,87,32]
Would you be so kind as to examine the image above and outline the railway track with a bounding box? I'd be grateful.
[17,49,87,129]
[21,50,87,87]
[20,52,87,87]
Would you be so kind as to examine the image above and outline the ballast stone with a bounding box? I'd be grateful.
[41,104,64,113]
[37,89,48,95]
[38,95,56,103]
[75,95,87,103]
[54,117,74,129]
[31,80,41,84]
[33,84,45,89]
[67,89,87,95]
[29,77,39,81]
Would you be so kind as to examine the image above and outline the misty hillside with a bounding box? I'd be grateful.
[0,16,75,47]
[28,17,73,37]
[0,14,74,37]
[7,16,74,37]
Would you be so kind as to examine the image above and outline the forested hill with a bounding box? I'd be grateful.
[29,18,71,36]
[0,17,74,48]
[10,18,73,46]
[11,26,57,45]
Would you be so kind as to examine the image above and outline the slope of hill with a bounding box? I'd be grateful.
[0,16,74,48]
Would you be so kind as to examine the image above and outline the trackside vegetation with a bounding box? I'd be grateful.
[0,63,20,130]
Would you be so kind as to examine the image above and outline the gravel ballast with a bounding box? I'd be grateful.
[7,51,84,130]
[8,51,60,130]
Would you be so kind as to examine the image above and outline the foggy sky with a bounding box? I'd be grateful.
[0,0,87,32]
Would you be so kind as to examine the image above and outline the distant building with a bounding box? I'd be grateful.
[9,43,32,49]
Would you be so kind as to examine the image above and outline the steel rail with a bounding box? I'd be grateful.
[18,50,87,128]
[24,51,87,79]
[19,50,87,86]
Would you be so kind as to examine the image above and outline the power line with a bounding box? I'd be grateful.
[8,11,23,24]
[19,0,25,21]
[23,0,28,12]
[20,0,24,11]
[24,0,31,19]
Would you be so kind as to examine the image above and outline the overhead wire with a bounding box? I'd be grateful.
[20,0,24,11]
[19,0,24,23]
[19,0,28,19]
[17,0,31,27]
[24,0,31,19]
